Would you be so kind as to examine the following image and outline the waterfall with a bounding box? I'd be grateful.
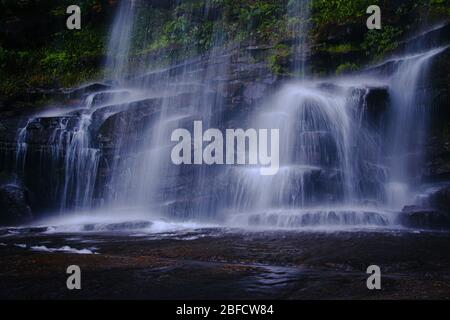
[15,119,32,175]
[223,80,390,227]
[8,0,140,213]
[102,0,236,218]
[223,45,446,228]
[60,114,100,212]
[1,2,447,230]
[384,47,447,210]
[287,0,311,77]
[105,0,136,82]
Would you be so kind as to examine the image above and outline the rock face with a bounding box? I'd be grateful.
[399,184,450,231]
[428,185,450,212]
[424,135,450,182]
[0,21,448,222]
[0,184,33,225]
[400,205,450,231]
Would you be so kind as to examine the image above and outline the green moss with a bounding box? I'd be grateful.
[361,26,402,59]
[0,0,112,98]
[268,44,291,75]
[312,0,379,27]
[0,0,447,100]
[429,0,450,17]
[324,43,358,54]
[335,62,358,75]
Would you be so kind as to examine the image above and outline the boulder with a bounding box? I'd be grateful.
[0,184,33,225]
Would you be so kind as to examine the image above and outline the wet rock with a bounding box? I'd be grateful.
[82,220,153,232]
[423,135,450,181]
[25,116,80,145]
[428,185,450,211]
[243,82,268,105]
[364,87,389,125]
[0,184,33,225]
[141,0,178,9]
[396,23,450,54]
[400,205,450,230]
[63,83,113,99]
[0,117,30,143]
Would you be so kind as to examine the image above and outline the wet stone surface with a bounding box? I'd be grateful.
[0,228,449,299]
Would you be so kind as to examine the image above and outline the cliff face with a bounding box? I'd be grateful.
[0,1,449,226]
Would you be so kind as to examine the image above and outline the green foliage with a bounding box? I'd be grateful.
[429,0,450,16]
[362,26,402,59]
[324,43,357,54]
[40,52,70,75]
[230,0,286,42]
[312,0,378,26]
[0,0,112,97]
[335,62,358,75]
[268,44,291,75]
[0,0,447,98]
[135,0,287,66]
[237,1,279,26]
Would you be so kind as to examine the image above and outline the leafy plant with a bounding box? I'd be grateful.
[268,44,291,75]
[312,0,378,26]
[335,62,358,75]
[362,26,402,59]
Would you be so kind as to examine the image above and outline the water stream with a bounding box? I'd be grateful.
[3,1,448,230]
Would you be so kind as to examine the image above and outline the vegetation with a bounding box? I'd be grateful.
[0,0,113,99]
[312,0,378,27]
[0,0,449,100]
[361,26,402,59]
[335,62,358,75]
[268,44,291,75]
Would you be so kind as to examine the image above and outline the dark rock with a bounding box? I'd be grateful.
[423,135,450,182]
[400,205,450,230]
[428,186,450,211]
[0,184,33,225]
[364,87,389,123]
[96,93,197,151]
[396,23,450,54]
[25,116,80,145]
[243,83,268,105]
[63,83,113,99]
[140,0,179,10]
[82,220,153,232]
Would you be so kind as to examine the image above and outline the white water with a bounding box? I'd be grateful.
[105,0,136,82]
[288,0,311,76]
[3,2,447,231]
[221,47,446,227]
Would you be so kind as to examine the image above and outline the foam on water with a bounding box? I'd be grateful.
[30,245,98,255]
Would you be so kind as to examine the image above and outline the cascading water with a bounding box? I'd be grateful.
[102,0,237,218]
[59,113,100,212]
[383,48,446,210]
[15,119,32,175]
[105,0,136,82]
[225,80,389,228]
[2,1,447,231]
[287,0,311,76]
